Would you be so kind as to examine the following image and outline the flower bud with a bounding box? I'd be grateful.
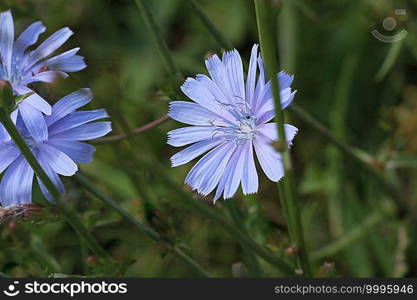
[0,204,59,224]
[0,80,14,112]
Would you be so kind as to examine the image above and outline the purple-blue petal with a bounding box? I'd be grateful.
[181,77,234,122]
[48,109,108,136]
[221,144,245,199]
[0,143,20,173]
[246,44,258,108]
[50,122,112,141]
[24,93,52,115]
[185,142,236,196]
[36,151,65,202]
[257,123,298,145]
[205,54,232,99]
[37,48,86,72]
[26,27,73,70]
[241,142,258,195]
[18,102,48,143]
[47,139,96,164]
[169,101,228,126]
[253,136,284,182]
[171,139,223,167]
[39,143,78,176]
[0,10,14,76]
[0,157,34,206]
[22,70,68,85]
[13,21,46,55]
[46,88,93,126]
[167,126,215,147]
[222,49,245,102]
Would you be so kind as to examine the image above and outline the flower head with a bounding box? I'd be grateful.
[168,44,297,201]
[0,89,111,206]
[0,10,86,142]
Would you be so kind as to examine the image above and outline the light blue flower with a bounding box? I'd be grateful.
[0,89,111,206]
[0,10,86,143]
[168,45,298,201]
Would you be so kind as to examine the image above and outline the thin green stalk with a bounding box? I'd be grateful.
[134,0,182,83]
[74,174,211,277]
[75,174,160,241]
[169,246,211,277]
[80,237,89,275]
[254,0,312,276]
[375,38,403,82]
[325,54,357,239]
[226,199,262,276]
[188,0,233,50]
[312,203,395,261]
[279,0,297,73]
[0,107,112,265]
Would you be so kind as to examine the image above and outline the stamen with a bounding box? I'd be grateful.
[210,95,257,145]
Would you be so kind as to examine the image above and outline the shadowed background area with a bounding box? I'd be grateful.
[1,0,417,277]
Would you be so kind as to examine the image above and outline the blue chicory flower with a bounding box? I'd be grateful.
[0,89,111,206]
[0,10,86,143]
[167,44,298,201]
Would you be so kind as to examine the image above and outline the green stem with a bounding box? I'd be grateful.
[325,54,357,239]
[0,108,112,265]
[74,173,211,277]
[254,0,312,276]
[169,246,211,277]
[226,199,262,276]
[134,0,182,83]
[188,0,233,50]
[75,174,160,241]
[375,38,403,82]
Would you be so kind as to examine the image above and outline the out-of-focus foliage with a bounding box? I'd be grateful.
[1,0,417,277]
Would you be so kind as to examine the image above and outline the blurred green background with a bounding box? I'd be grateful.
[1,0,417,277]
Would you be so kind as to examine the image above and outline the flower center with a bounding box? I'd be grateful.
[236,116,256,139]
[212,100,257,145]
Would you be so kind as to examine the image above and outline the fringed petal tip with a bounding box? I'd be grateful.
[170,156,178,168]
[279,70,294,77]
[268,174,285,184]
[242,190,257,197]
[287,127,298,149]
[166,135,175,147]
